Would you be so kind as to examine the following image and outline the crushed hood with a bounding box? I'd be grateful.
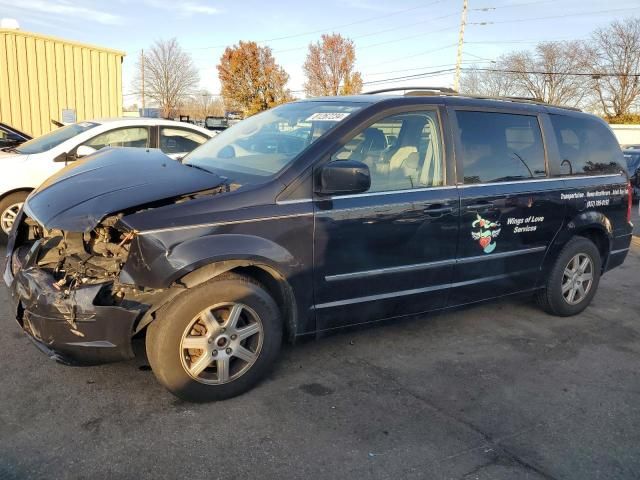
[25,147,225,232]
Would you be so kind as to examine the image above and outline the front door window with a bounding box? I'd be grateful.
[329,110,444,192]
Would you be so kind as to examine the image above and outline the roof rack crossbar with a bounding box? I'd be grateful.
[363,86,458,95]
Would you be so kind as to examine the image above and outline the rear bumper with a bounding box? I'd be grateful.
[5,260,141,365]
[605,225,634,272]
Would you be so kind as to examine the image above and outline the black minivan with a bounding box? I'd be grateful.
[4,89,634,401]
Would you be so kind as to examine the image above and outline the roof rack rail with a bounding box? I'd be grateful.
[362,86,582,111]
[363,86,458,95]
[505,96,542,102]
[470,95,582,111]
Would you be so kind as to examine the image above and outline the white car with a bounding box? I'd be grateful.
[0,118,214,240]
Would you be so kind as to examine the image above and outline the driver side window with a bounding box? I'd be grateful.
[329,110,444,193]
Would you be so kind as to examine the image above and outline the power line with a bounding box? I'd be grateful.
[464,51,496,62]
[362,43,458,68]
[272,13,460,54]
[344,64,640,90]
[466,37,578,45]
[466,67,640,77]
[471,0,554,11]
[358,26,458,51]
[188,0,557,53]
[188,0,446,50]
[349,12,459,40]
[364,60,487,77]
[469,6,640,26]
[363,68,456,86]
[280,0,556,51]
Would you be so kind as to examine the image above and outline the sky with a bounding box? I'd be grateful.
[0,0,638,106]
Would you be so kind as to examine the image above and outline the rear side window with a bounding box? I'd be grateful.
[456,111,546,184]
[160,128,208,154]
[550,114,623,176]
[84,127,150,150]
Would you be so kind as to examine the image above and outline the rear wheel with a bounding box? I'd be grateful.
[146,273,282,402]
[537,237,601,316]
[0,191,28,243]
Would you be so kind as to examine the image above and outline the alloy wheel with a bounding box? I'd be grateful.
[0,202,23,234]
[561,253,594,305]
[179,302,264,385]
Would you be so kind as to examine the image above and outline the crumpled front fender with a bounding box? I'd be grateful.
[120,233,295,289]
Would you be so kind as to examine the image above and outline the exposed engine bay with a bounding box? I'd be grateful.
[15,214,135,303]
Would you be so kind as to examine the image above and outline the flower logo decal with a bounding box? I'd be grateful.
[471,214,501,254]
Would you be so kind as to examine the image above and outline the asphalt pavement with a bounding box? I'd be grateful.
[1,241,639,480]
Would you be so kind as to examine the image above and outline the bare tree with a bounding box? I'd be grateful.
[192,91,225,119]
[462,42,593,107]
[132,38,200,118]
[460,62,518,97]
[303,33,363,96]
[501,41,593,107]
[177,92,225,120]
[591,17,640,118]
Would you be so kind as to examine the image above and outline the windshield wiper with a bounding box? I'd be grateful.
[1,146,20,153]
[184,163,216,174]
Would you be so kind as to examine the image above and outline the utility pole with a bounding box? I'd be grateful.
[141,49,145,112]
[454,0,468,93]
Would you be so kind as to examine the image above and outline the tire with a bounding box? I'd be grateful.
[146,273,282,402]
[0,191,28,243]
[536,237,602,316]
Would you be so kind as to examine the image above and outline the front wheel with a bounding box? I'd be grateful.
[0,191,28,243]
[537,237,601,316]
[146,273,283,402]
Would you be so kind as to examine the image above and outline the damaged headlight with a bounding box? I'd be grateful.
[10,242,37,275]
[31,214,137,290]
[10,246,25,275]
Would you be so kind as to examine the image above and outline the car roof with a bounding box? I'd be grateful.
[81,118,214,135]
[300,92,587,117]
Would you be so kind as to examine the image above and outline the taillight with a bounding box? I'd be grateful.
[627,180,633,223]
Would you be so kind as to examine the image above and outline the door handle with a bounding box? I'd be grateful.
[424,204,454,216]
[465,200,494,211]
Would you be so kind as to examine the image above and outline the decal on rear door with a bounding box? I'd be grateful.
[471,214,501,254]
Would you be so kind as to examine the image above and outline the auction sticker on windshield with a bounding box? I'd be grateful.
[305,112,351,122]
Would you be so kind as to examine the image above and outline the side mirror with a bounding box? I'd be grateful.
[317,160,371,196]
[75,145,97,158]
[53,152,70,163]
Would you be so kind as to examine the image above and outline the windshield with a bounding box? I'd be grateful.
[17,122,99,154]
[184,101,364,180]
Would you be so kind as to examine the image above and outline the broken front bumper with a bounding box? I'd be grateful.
[4,255,142,365]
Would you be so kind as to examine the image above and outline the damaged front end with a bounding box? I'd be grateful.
[3,147,238,364]
[7,213,150,364]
